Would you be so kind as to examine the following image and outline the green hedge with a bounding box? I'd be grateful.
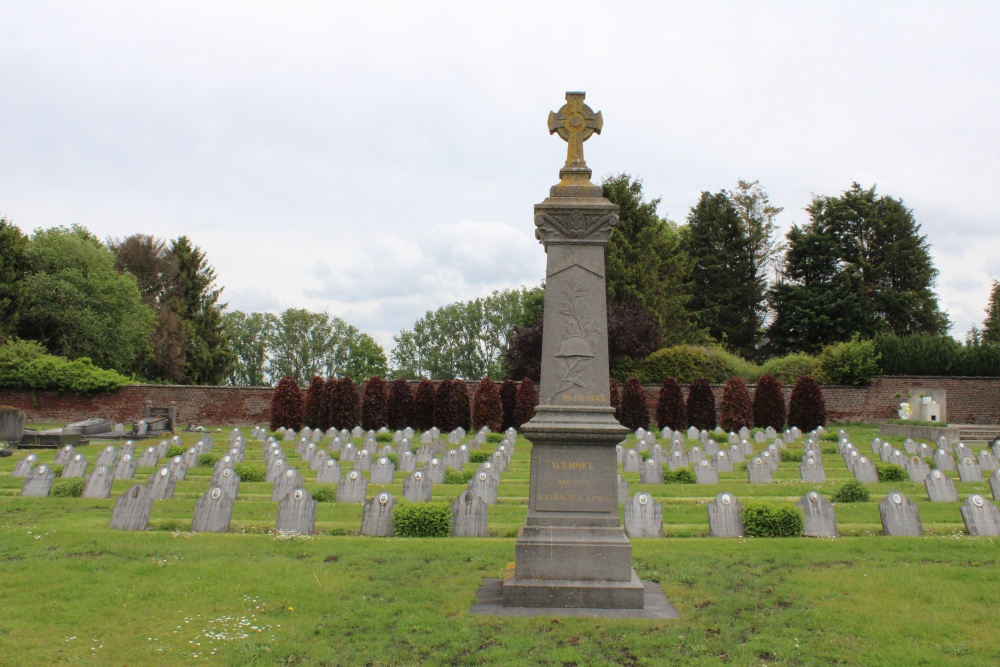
[310,485,337,502]
[486,433,504,443]
[817,337,881,385]
[886,419,948,427]
[759,353,820,385]
[624,345,760,384]
[664,468,696,484]
[392,502,451,537]
[876,463,909,483]
[831,479,870,503]
[233,464,265,483]
[741,503,803,537]
[0,340,130,395]
[166,445,186,459]
[51,477,84,498]
[444,469,474,485]
[469,451,490,464]
[198,453,221,468]
[876,334,1000,376]
[780,450,803,463]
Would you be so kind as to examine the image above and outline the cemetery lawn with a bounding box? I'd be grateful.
[0,424,998,666]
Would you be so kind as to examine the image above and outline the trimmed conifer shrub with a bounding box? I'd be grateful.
[387,378,414,430]
[329,376,361,430]
[619,378,650,431]
[454,380,472,431]
[472,378,503,432]
[317,378,338,432]
[499,379,518,431]
[753,374,786,431]
[686,377,717,431]
[361,376,389,431]
[655,377,686,431]
[513,378,538,431]
[719,377,753,432]
[269,376,304,431]
[787,375,826,431]
[412,379,436,431]
[434,379,459,432]
[609,378,622,422]
[302,376,325,428]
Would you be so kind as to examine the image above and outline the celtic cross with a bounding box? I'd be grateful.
[548,92,603,169]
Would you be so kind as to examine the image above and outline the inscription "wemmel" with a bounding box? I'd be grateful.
[552,461,593,470]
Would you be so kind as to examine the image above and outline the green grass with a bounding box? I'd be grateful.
[0,423,997,665]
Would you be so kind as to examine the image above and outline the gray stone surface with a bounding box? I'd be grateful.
[82,465,114,498]
[666,449,687,471]
[12,454,37,478]
[879,491,923,536]
[713,450,733,473]
[336,470,368,503]
[113,453,137,480]
[622,449,641,472]
[95,446,117,468]
[957,456,983,483]
[959,493,1000,536]
[933,449,956,471]
[137,445,160,468]
[924,469,959,502]
[146,467,177,500]
[398,450,416,472]
[639,459,662,484]
[167,455,188,481]
[991,469,1000,502]
[191,486,234,533]
[356,449,373,472]
[21,465,55,497]
[423,458,445,484]
[728,444,745,463]
[624,492,663,538]
[694,459,718,484]
[468,470,498,504]
[451,489,489,537]
[747,457,772,484]
[117,441,136,463]
[708,492,744,537]
[797,491,837,537]
[800,456,826,483]
[265,456,287,483]
[687,446,704,465]
[54,444,76,465]
[276,488,317,534]
[360,491,396,536]
[272,468,304,501]
[704,440,719,456]
[62,453,88,478]
[370,456,396,484]
[403,470,433,502]
[853,456,879,483]
[762,449,778,472]
[213,467,240,499]
[905,455,930,483]
[316,458,341,483]
[109,484,153,530]
[617,474,629,505]
[978,449,998,472]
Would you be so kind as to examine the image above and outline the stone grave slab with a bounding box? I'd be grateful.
[62,453,88,478]
[960,493,1000,536]
[113,453,137,480]
[137,446,160,468]
[276,488,317,534]
[704,441,719,456]
[452,489,489,537]
[403,470,433,502]
[666,450,687,471]
[991,470,1000,502]
[879,491,923,536]
[12,454,38,478]
[213,467,240,499]
[81,465,114,498]
[639,459,663,484]
[957,456,983,483]
[21,465,55,497]
[687,446,705,466]
[146,467,177,500]
[728,444,745,464]
[182,447,200,469]
[797,491,836,537]
[191,487,234,533]
[695,459,718,484]
[54,445,76,465]
[905,455,930,483]
[424,458,446,484]
[624,492,663,538]
[359,491,396,536]
[370,456,396,484]
[853,456,879,483]
[978,449,998,472]
[468,470,498,504]
[117,441,136,463]
[95,446,117,468]
[398,450,416,472]
[933,449,955,471]
[265,457,287,483]
[924,469,959,502]
[272,468,304,501]
[356,450,373,472]
[316,458,341,483]
[800,456,826,483]
[336,470,368,503]
[747,457,772,484]
[714,450,733,473]
[762,449,778,472]
[214,454,236,475]
[623,449,641,473]
[168,455,188,481]
[708,492,743,537]
[109,485,153,531]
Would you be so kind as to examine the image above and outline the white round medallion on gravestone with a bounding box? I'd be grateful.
[360,490,396,537]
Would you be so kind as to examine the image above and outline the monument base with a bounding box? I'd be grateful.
[501,563,645,609]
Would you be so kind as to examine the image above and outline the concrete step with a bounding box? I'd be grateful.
[954,424,1000,442]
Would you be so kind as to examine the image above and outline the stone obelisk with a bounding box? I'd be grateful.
[501,92,642,609]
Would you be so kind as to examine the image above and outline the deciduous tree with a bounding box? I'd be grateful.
[655,377,686,431]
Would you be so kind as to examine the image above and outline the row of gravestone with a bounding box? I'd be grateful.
[619,489,1000,538]
[643,425,805,445]
[839,434,999,485]
[356,490,489,537]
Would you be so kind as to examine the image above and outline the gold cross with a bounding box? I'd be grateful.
[548,92,603,169]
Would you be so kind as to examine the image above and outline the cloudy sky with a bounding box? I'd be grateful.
[2,2,998,352]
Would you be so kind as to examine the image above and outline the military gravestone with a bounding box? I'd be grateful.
[360,491,396,537]
[275,488,317,534]
[109,485,153,531]
[797,491,837,538]
[451,489,489,537]
[879,491,923,536]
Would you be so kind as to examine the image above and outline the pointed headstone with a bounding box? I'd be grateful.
[797,491,837,537]
[146,467,177,500]
[359,491,396,536]
[924,469,959,502]
[451,489,489,536]
[336,470,368,503]
[272,468,304,501]
[879,491,922,536]
[624,492,663,538]
[695,458,718,484]
[640,458,663,484]
[467,470,498,504]
[275,488,317,534]
[12,454,37,478]
[21,465,55,497]
[708,492,744,537]
[800,456,826,483]
[191,486,234,533]
[113,453,137,480]
[81,465,114,499]
[109,485,153,531]
[960,493,1000,536]
[62,453,88,478]
[403,470,433,502]
[370,456,396,484]
[316,458,341,484]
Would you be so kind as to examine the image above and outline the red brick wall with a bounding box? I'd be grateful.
[2,376,998,426]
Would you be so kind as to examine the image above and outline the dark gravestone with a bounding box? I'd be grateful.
[957,456,983,483]
[12,454,38,478]
[800,457,826,483]
[137,446,160,468]
[81,465,114,499]
[360,491,396,536]
[905,455,930,483]
[370,456,396,484]
[54,445,76,465]
[424,458,445,484]
[113,453,137,480]
[272,468,304,501]
[191,487,234,533]
[853,456,879,484]
[617,474,630,506]
[879,491,923,536]
[708,492,744,537]
[622,449,641,473]
[747,457,772,484]
[468,470,498,504]
[62,454,88,478]
[21,465,55,497]
[213,467,240,499]
[991,470,1000,502]
[624,492,663,538]
[403,470,433,502]
[275,488,317,534]
[960,494,1000,536]
[797,491,837,538]
[925,469,959,502]
[452,489,489,537]
[168,455,188,481]
[109,485,153,531]
[146,467,177,500]
[933,449,956,471]
[695,459,718,484]
[639,459,663,485]
[714,450,733,473]
[336,470,368,503]
[95,446,117,468]
[316,458,341,484]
